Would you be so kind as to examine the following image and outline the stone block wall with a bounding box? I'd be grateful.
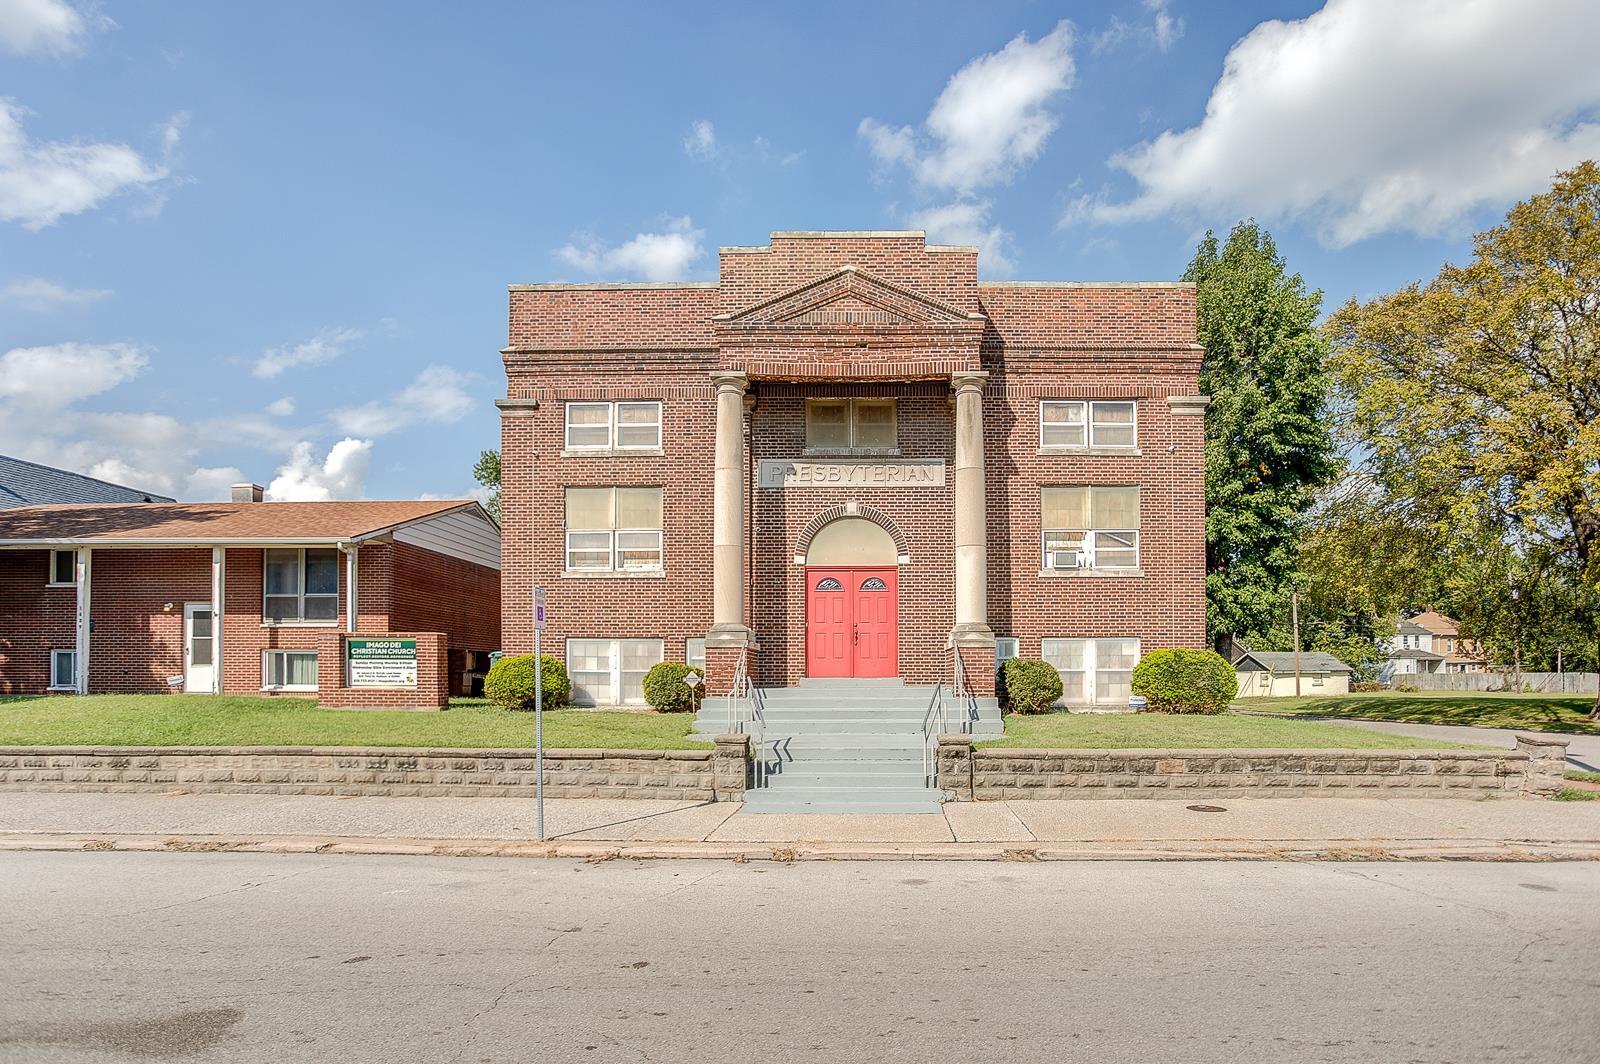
[0,735,749,801]
[936,734,1570,800]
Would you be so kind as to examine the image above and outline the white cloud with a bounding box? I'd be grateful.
[252,326,363,380]
[860,21,1075,196]
[0,0,89,57]
[906,201,1016,275]
[0,99,172,229]
[0,341,145,408]
[266,439,372,501]
[1,276,110,310]
[1088,0,1600,247]
[265,397,295,418]
[556,216,705,281]
[1147,0,1183,53]
[332,365,474,437]
[683,119,716,159]
[184,465,246,501]
[1092,2,1183,55]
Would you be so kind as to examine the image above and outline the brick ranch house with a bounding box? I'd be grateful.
[0,490,500,708]
[498,230,1207,722]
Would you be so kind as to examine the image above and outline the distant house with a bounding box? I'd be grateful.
[1406,609,1489,673]
[1233,650,1353,697]
[0,454,174,508]
[1379,619,1445,681]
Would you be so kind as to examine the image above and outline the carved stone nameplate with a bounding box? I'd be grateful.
[757,458,946,490]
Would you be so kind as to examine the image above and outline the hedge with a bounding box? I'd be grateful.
[484,653,571,711]
[1001,657,1063,714]
[642,661,703,713]
[1129,648,1236,714]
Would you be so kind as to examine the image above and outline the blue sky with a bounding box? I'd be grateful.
[3,0,1598,502]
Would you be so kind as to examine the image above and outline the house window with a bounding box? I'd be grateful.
[48,549,76,586]
[685,637,706,674]
[1041,486,1140,570]
[263,650,319,691]
[263,548,339,623]
[1042,638,1142,706]
[564,487,663,572]
[994,637,1020,684]
[49,649,76,690]
[565,401,663,451]
[1040,401,1137,449]
[805,398,897,451]
[1312,672,1327,687]
[566,638,663,706]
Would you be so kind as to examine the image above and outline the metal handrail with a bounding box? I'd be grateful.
[921,681,947,788]
[727,646,769,789]
[950,650,980,731]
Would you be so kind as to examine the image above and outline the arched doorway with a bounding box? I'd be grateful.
[803,517,899,678]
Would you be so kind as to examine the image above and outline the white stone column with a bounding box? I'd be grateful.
[343,545,359,634]
[950,372,994,645]
[74,547,93,694]
[708,370,754,646]
[211,547,226,694]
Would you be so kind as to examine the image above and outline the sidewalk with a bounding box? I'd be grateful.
[2,791,1598,861]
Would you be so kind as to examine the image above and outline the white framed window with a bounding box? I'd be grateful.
[805,398,897,452]
[1042,638,1141,706]
[1041,486,1140,570]
[262,650,319,691]
[49,649,76,690]
[263,548,339,624]
[566,638,664,706]
[48,549,77,586]
[564,487,663,572]
[1312,672,1327,687]
[685,637,706,674]
[565,401,663,451]
[1040,401,1137,450]
[994,637,1020,683]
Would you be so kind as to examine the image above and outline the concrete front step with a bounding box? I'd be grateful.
[756,719,926,735]
[739,792,943,815]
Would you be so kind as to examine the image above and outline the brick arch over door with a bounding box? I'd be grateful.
[793,504,912,564]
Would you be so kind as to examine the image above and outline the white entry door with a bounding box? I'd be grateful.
[184,603,215,693]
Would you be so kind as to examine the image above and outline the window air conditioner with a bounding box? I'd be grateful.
[1051,550,1083,570]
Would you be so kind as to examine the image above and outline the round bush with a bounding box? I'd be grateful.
[484,653,570,711]
[1001,657,1063,714]
[1129,648,1236,714]
[642,661,702,713]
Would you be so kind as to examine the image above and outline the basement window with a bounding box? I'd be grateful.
[49,649,76,690]
[567,638,663,706]
[263,650,319,692]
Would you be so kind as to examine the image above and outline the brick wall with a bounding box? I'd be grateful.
[0,550,75,694]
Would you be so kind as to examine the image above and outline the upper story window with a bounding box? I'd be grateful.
[48,549,76,586]
[564,486,663,572]
[264,547,339,624]
[805,398,896,452]
[1040,401,1137,450]
[565,401,663,452]
[1041,486,1140,571]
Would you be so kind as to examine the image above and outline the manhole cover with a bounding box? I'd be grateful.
[1185,804,1227,813]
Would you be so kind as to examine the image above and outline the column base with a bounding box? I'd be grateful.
[703,632,758,699]
[946,631,997,699]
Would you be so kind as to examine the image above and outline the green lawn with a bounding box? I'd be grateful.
[1235,691,1599,735]
[979,711,1486,750]
[0,694,709,750]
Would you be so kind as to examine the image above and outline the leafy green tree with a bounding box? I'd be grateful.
[1184,222,1338,644]
[1328,162,1600,715]
[472,449,501,521]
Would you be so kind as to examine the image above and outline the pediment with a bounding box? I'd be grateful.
[715,266,983,329]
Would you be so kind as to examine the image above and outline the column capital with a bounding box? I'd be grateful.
[710,370,750,394]
[950,370,989,395]
[1167,393,1211,416]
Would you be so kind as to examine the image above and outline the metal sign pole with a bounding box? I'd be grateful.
[534,586,547,842]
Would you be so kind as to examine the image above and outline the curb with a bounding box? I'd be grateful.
[2,832,1599,863]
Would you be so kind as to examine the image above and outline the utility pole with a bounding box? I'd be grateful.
[1292,591,1302,698]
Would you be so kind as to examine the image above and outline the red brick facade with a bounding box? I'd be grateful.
[0,541,499,700]
[500,231,1204,704]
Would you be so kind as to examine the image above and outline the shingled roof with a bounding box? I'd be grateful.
[1233,650,1354,674]
[0,500,481,545]
[0,454,174,508]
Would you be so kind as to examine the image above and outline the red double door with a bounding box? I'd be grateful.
[805,566,898,678]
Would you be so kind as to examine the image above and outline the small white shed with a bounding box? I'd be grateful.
[1233,650,1354,697]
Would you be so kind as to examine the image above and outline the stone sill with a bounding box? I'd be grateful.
[1037,568,1145,579]
[560,448,666,459]
[801,449,903,458]
[560,569,666,580]
[1038,446,1142,457]
[260,622,340,629]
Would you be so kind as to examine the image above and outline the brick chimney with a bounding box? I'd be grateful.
[231,483,265,503]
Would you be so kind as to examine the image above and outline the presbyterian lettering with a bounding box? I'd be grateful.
[757,459,946,490]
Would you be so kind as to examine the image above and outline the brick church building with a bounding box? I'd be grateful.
[498,230,1206,723]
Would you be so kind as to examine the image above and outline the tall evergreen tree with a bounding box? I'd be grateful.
[1184,222,1337,644]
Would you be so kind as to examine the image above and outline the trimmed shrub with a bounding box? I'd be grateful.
[484,653,570,711]
[1002,657,1063,714]
[1394,682,1419,693]
[1351,680,1384,693]
[1130,648,1237,714]
[643,661,702,713]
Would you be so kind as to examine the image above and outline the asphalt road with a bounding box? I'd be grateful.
[2,852,1597,1064]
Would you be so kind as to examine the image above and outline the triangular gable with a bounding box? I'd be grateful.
[715,266,984,329]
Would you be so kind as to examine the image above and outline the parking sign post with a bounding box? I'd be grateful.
[534,587,547,841]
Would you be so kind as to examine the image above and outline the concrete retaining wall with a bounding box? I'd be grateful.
[936,734,1570,801]
[0,736,749,801]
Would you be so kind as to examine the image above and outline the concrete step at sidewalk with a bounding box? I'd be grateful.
[738,791,944,815]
